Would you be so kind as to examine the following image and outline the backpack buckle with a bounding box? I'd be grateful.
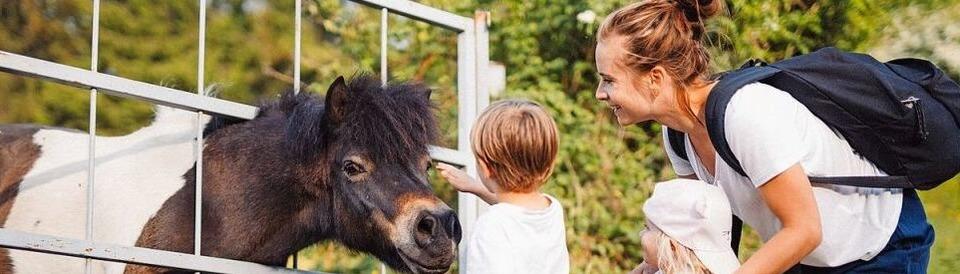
[740,59,768,69]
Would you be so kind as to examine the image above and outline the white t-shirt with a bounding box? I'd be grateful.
[465,194,570,274]
[663,83,903,267]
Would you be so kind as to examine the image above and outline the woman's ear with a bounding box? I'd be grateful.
[649,66,666,88]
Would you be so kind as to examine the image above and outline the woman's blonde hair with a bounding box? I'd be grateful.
[648,229,712,274]
[597,0,724,124]
[470,100,558,192]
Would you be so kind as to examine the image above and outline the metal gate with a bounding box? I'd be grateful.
[0,0,490,273]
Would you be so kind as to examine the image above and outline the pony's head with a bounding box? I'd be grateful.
[283,76,460,273]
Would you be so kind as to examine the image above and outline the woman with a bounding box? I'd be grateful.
[594,1,934,273]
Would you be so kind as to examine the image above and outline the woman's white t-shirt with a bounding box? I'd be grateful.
[465,194,570,274]
[663,83,903,267]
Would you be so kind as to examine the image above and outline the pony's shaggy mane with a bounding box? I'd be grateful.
[203,75,439,162]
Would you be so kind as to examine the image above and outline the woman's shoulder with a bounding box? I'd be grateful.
[723,82,808,128]
[719,82,813,184]
[728,83,801,113]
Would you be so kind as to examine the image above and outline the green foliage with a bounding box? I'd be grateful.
[920,176,960,274]
[709,0,913,69]
[869,2,960,79]
[1,0,958,273]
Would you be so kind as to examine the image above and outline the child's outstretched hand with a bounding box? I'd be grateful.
[436,163,484,194]
[436,163,499,204]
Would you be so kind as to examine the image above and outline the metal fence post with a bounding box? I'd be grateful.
[455,23,478,274]
[195,2,208,274]
[292,0,303,267]
[294,0,303,95]
[85,0,102,273]
[380,8,389,274]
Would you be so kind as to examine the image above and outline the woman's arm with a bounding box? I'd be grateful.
[737,164,822,274]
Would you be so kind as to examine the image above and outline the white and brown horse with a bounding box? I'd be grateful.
[0,76,460,274]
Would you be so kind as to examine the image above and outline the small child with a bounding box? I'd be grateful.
[437,99,569,274]
[632,179,741,274]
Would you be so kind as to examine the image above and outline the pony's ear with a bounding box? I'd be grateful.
[418,88,432,103]
[325,76,348,124]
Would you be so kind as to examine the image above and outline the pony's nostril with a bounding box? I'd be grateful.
[417,215,437,235]
[414,211,461,247]
[442,211,462,244]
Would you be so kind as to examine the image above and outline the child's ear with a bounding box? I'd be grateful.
[477,160,495,184]
[477,160,495,179]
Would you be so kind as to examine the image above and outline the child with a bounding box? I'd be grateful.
[436,99,569,274]
[632,179,741,274]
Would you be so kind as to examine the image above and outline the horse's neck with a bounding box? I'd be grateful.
[132,174,334,267]
[132,119,336,266]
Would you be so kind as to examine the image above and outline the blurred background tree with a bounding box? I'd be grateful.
[1,0,958,273]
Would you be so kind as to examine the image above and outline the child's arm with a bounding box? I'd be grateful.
[436,163,499,204]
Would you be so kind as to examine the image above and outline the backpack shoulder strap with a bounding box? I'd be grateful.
[666,127,688,161]
[705,65,781,178]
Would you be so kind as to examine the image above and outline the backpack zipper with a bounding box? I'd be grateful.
[901,96,928,142]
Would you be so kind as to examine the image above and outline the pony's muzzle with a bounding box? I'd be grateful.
[393,204,459,273]
[414,210,461,248]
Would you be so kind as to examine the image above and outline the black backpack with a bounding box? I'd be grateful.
[667,47,960,190]
[667,47,960,256]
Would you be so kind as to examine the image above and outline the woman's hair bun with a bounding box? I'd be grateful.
[673,0,722,22]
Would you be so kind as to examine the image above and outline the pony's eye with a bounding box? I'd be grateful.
[343,160,366,177]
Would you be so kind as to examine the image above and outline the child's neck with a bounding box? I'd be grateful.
[497,191,551,210]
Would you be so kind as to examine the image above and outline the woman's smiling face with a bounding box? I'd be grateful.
[594,35,676,126]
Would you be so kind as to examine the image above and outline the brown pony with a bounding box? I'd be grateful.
[0,76,460,274]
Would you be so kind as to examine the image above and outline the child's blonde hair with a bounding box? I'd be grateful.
[470,100,558,192]
[649,230,712,274]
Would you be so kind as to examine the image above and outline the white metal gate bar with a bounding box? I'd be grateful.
[84,0,102,273]
[455,20,480,272]
[380,7,389,273]
[352,0,472,32]
[294,0,302,96]
[195,1,209,270]
[0,51,259,120]
[429,146,474,166]
[292,1,303,268]
[379,6,388,93]
[0,229,322,274]
[463,17,491,271]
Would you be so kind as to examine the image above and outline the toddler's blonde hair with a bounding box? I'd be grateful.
[470,100,558,192]
[649,230,711,274]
